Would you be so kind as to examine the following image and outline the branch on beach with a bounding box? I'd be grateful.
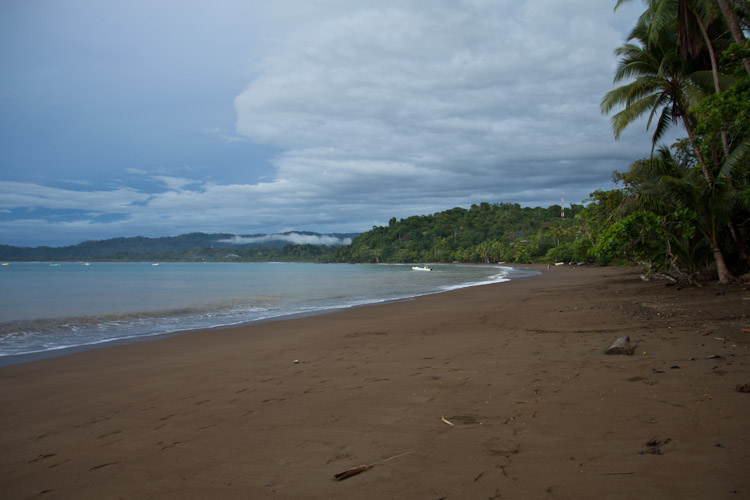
[333,451,413,481]
[334,464,373,481]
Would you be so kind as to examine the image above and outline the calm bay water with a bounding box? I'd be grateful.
[0,262,538,363]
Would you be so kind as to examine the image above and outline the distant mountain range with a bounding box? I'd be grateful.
[0,231,359,261]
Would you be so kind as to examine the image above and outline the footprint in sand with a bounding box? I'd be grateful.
[89,461,119,471]
[27,453,56,463]
[97,430,122,439]
[160,441,182,451]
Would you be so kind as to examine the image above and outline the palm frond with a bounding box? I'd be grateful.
[648,0,679,47]
[609,94,663,139]
[717,138,750,180]
[649,93,682,145]
[688,70,719,92]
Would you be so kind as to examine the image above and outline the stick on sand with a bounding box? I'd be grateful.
[333,451,413,481]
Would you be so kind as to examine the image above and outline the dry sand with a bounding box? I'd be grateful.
[1,265,748,499]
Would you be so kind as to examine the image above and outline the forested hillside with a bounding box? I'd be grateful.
[0,232,356,262]
[334,202,586,264]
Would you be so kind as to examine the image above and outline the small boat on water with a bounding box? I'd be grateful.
[152,263,160,266]
[411,264,432,271]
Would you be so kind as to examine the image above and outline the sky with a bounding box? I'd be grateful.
[1,0,661,247]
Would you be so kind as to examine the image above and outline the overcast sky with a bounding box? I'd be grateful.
[1,0,659,247]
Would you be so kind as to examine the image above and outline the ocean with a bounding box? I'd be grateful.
[0,262,538,364]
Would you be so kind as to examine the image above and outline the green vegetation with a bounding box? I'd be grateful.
[592,0,750,283]
[333,203,586,264]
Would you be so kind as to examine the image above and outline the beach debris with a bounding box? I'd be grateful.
[333,451,412,481]
[639,437,671,455]
[334,464,372,481]
[688,354,723,361]
[605,336,635,356]
[293,359,299,364]
[441,415,455,426]
[736,383,750,393]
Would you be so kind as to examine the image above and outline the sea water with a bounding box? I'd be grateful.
[0,262,538,363]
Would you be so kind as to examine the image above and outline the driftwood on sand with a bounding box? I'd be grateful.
[333,451,413,481]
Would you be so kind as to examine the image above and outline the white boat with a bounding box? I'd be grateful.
[411,264,432,271]
[152,263,160,266]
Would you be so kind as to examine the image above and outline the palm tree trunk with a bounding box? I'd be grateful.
[717,0,750,77]
[695,12,731,158]
[681,115,714,185]
[712,242,734,283]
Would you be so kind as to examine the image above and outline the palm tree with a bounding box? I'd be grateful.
[716,0,750,77]
[622,143,748,283]
[601,17,715,184]
[616,0,734,157]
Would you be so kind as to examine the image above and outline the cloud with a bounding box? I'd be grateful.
[203,127,247,144]
[217,233,353,246]
[0,178,364,246]
[0,181,149,211]
[153,176,202,191]
[233,0,653,211]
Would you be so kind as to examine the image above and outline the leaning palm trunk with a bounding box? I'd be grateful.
[694,12,732,158]
[717,0,750,77]
[682,115,715,185]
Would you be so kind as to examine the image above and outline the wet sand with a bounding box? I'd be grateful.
[1,265,748,499]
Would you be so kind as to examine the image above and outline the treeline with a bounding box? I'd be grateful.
[333,202,587,264]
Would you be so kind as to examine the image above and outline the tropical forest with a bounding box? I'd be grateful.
[590,0,750,284]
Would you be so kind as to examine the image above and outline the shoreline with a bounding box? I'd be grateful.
[0,263,537,368]
[1,265,748,499]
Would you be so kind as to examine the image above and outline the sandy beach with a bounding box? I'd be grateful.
[1,265,748,499]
